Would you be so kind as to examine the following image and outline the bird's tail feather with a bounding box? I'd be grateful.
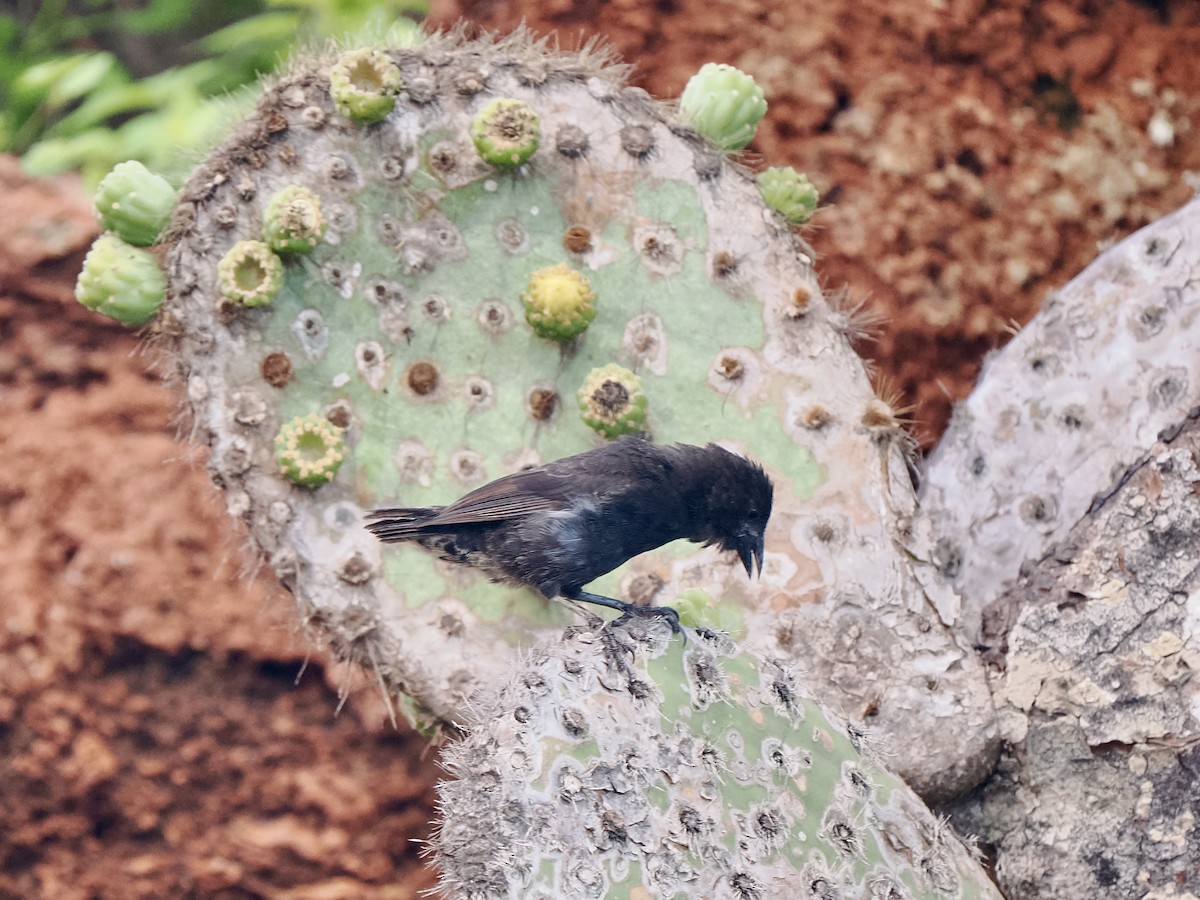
[364,506,444,541]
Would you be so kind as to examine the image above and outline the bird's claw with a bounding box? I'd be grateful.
[612,603,682,635]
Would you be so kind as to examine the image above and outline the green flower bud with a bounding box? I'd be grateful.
[470,98,541,168]
[93,160,175,247]
[264,185,327,254]
[521,263,597,342]
[756,166,820,224]
[275,413,346,488]
[578,364,648,439]
[217,241,283,307]
[329,48,402,124]
[679,63,767,151]
[74,234,166,327]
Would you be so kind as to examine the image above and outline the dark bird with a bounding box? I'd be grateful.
[364,437,773,630]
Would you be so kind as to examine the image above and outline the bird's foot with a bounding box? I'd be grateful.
[565,589,682,636]
[611,603,682,634]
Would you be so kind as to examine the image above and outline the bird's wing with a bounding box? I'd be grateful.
[425,439,676,524]
[405,468,574,528]
[368,439,671,531]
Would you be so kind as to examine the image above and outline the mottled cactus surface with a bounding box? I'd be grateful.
[440,620,999,898]
[920,193,1200,645]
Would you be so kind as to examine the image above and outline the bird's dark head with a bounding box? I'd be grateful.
[688,444,773,578]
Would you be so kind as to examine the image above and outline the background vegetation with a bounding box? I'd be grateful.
[0,0,426,185]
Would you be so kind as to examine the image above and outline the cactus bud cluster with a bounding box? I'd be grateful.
[274,413,346,487]
[578,364,647,438]
[75,234,166,326]
[521,262,598,342]
[329,48,403,123]
[93,160,175,247]
[471,97,541,167]
[757,166,820,224]
[679,62,767,151]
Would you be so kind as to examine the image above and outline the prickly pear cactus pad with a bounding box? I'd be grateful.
[142,30,993,786]
[918,193,1200,648]
[438,621,1002,899]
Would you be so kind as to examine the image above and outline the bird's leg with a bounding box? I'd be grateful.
[566,589,682,634]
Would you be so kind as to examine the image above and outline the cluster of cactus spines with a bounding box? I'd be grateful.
[439,620,1001,898]
[76,29,996,798]
[678,62,768,151]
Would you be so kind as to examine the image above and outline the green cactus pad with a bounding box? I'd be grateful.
[75,234,166,326]
[217,240,283,307]
[437,622,1001,898]
[521,262,597,342]
[329,48,402,124]
[578,364,648,439]
[93,160,176,247]
[470,97,541,168]
[679,62,767,151]
[757,166,820,225]
[264,185,328,254]
[274,413,346,487]
[671,588,745,633]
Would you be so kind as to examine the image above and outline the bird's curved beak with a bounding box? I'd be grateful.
[737,533,764,579]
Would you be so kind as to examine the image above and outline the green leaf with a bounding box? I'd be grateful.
[197,10,302,54]
[22,130,117,177]
[12,52,126,111]
[46,82,159,137]
[109,0,200,34]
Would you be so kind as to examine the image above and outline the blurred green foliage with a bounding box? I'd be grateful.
[1,0,427,186]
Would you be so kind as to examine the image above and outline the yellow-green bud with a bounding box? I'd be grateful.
[756,167,820,224]
[93,161,175,247]
[275,413,346,488]
[329,48,402,124]
[264,185,326,254]
[579,364,647,439]
[74,234,166,327]
[679,63,767,151]
[470,98,541,168]
[217,241,283,307]
[521,263,597,343]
